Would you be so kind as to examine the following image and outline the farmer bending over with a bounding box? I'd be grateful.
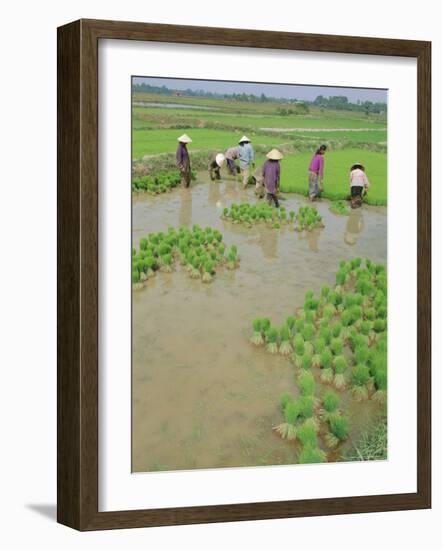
[208,153,226,181]
[349,163,370,208]
[263,148,284,207]
[225,146,240,175]
[308,144,327,200]
[238,135,255,188]
[176,134,192,188]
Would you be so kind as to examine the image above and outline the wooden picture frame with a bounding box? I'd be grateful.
[57,18,431,531]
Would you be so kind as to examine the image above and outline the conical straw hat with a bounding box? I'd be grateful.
[239,135,250,143]
[215,153,226,167]
[177,134,192,143]
[266,148,284,160]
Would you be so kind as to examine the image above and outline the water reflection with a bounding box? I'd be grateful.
[306,227,322,252]
[344,209,364,245]
[178,188,192,227]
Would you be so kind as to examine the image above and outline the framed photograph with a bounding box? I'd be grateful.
[57,19,431,530]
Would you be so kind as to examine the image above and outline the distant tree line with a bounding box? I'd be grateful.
[132,83,387,114]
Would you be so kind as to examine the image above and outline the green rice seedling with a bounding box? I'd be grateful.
[286,316,296,334]
[373,318,387,333]
[303,416,320,433]
[284,400,301,425]
[160,253,174,273]
[294,318,304,334]
[202,260,215,283]
[364,307,376,321]
[319,348,333,383]
[352,364,371,401]
[321,285,331,300]
[305,290,314,301]
[330,200,350,216]
[280,393,292,412]
[302,323,315,342]
[279,325,293,356]
[322,390,339,415]
[322,303,336,321]
[333,355,348,389]
[250,318,264,346]
[373,367,387,404]
[354,344,369,365]
[302,352,314,371]
[330,337,344,356]
[299,395,315,419]
[326,413,350,448]
[305,310,316,324]
[298,444,326,464]
[319,326,332,345]
[297,420,318,446]
[299,371,315,397]
[312,337,326,367]
[336,269,347,286]
[132,269,140,284]
[331,321,342,338]
[293,334,305,356]
[274,399,300,440]
[265,327,279,354]
[260,319,271,337]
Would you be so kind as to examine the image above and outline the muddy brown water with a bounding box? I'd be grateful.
[132,174,387,472]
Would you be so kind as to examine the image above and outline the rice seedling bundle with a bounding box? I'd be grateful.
[133,226,239,288]
[327,413,350,447]
[298,444,326,464]
[265,327,279,354]
[132,170,187,194]
[299,371,316,397]
[330,337,344,356]
[250,318,264,346]
[329,200,350,216]
[302,323,316,342]
[279,325,293,356]
[293,334,305,356]
[295,206,324,232]
[352,364,371,400]
[333,355,348,389]
[297,419,318,448]
[322,390,339,414]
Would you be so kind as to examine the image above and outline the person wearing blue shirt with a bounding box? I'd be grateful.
[238,135,255,188]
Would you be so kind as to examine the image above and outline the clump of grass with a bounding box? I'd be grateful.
[302,323,315,342]
[345,419,387,461]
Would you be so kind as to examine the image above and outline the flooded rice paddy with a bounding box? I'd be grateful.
[132,174,387,472]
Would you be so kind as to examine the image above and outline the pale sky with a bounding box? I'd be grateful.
[133,76,388,103]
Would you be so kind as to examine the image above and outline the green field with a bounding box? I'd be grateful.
[132,92,387,205]
[132,128,291,159]
[279,149,387,205]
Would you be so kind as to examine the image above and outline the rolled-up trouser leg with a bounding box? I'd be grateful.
[308,170,319,199]
[181,168,191,188]
[241,166,250,188]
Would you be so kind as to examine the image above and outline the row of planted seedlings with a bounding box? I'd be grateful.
[132,170,196,194]
[249,257,387,463]
[132,225,240,288]
[221,203,324,232]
